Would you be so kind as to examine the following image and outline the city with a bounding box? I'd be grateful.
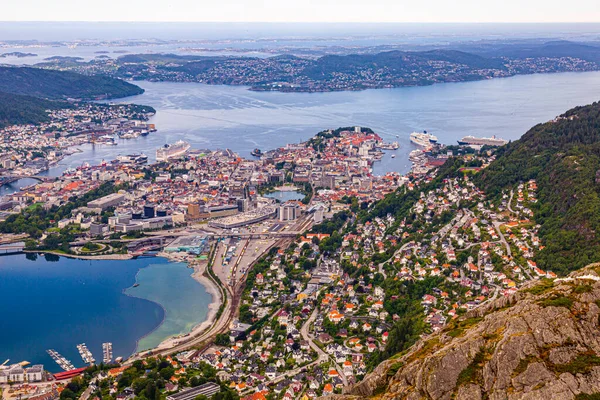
[2,10,600,400]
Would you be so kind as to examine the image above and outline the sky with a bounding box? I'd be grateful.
[2,0,600,23]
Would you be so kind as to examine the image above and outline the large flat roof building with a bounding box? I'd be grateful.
[166,383,220,400]
[87,192,126,210]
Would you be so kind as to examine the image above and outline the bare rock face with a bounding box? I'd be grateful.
[330,264,600,400]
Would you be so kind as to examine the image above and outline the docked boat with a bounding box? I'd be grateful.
[102,342,113,364]
[457,135,508,147]
[378,141,400,150]
[156,140,191,161]
[76,343,95,364]
[117,154,148,165]
[410,131,438,147]
[94,135,117,145]
[251,148,262,157]
[46,349,75,371]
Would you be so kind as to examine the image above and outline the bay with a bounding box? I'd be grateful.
[125,262,212,352]
[0,254,210,372]
[44,71,600,177]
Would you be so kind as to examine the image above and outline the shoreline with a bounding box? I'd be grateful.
[18,250,220,358]
[130,252,222,355]
[23,249,133,260]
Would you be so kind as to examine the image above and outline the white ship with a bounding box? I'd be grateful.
[410,131,438,147]
[457,135,508,147]
[156,140,191,161]
[378,141,400,150]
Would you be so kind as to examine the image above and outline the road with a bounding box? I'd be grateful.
[79,377,98,400]
[378,241,413,278]
[299,307,348,385]
[508,190,516,214]
[493,221,511,257]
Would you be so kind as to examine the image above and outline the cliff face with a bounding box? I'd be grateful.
[337,265,600,400]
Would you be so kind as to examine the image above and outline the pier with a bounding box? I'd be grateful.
[76,343,95,364]
[46,349,75,371]
[102,342,112,364]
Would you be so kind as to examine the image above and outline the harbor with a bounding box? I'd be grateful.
[0,254,166,372]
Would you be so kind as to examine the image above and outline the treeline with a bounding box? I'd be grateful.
[477,101,600,275]
[0,91,72,128]
[311,209,350,235]
[0,66,144,100]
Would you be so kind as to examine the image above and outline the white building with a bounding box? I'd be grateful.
[279,202,299,221]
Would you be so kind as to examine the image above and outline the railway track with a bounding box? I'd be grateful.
[126,237,292,362]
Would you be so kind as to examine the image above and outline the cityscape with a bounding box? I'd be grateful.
[2,7,600,400]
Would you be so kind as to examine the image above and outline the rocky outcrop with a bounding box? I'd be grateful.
[335,265,600,400]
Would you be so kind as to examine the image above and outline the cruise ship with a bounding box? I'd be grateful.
[457,135,508,147]
[410,131,438,147]
[156,140,191,161]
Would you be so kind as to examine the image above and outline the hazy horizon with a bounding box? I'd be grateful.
[2,21,600,42]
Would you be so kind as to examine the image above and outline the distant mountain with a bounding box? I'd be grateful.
[477,40,600,63]
[0,91,71,128]
[37,41,600,92]
[0,66,144,100]
[303,49,504,80]
[477,101,600,275]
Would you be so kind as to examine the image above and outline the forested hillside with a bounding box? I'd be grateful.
[0,91,71,128]
[303,49,504,80]
[477,101,600,275]
[0,66,143,100]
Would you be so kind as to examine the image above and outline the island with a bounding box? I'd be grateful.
[0,51,37,58]
[34,40,600,93]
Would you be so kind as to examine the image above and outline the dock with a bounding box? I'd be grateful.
[102,342,113,364]
[46,349,75,371]
[76,343,95,364]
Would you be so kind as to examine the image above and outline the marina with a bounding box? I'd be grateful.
[46,349,75,371]
[76,343,95,365]
[102,342,113,364]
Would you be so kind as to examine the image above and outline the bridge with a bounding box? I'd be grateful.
[0,244,25,255]
[0,175,56,186]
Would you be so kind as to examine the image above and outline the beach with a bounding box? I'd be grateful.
[134,252,223,353]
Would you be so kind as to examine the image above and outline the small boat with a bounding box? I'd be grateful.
[133,283,140,287]
[251,148,262,157]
